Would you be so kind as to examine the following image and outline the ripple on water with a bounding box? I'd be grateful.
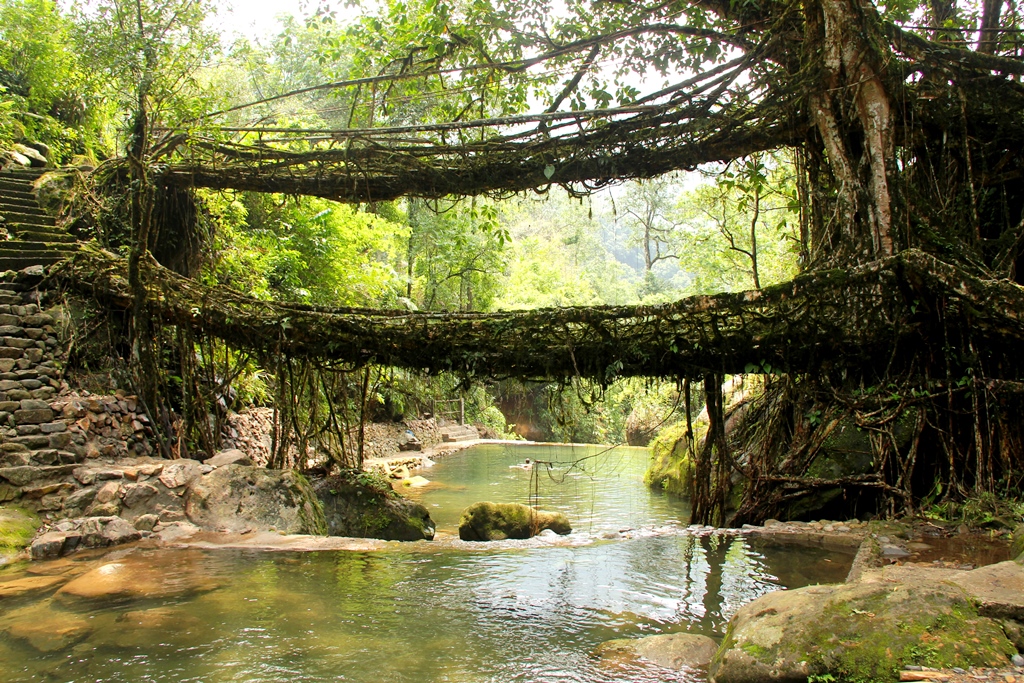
[0,444,854,683]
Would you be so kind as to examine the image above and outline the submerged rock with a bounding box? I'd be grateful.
[314,470,434,541]
[0,574,65,599]
[710,581,1016,683]
[595,633,719,670]
[1,602,91,652]
[55,552,221,604]
[184,464,327,535]
[458,501,571,541]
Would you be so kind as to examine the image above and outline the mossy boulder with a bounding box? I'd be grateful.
[645,420,699,498]
[710,581,1016,683]
[458,501,570,541]
[0,506,40,551]
[184,465,327,535]
[1011,523,1024,563]
[313,470,434,541]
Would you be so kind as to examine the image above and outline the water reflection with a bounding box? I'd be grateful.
[404,444,690,534]
[0,444,853,682]
[0,534,850,683]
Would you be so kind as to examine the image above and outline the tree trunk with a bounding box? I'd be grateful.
[807,0,895,262]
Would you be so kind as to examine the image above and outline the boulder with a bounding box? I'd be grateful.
[204,448,253,468]
[0,574,64,599]
[184,464,326,535]
[62,486,97,512]
[122,482,158,508]
[458,501,571,541]
[313,470,435,541]
[30,516,141,560]
[11,143,47,167]
[710,581,1016,683]
[0,149,31,168]
[134,514,160,531]
[157,459,203,489]
[863,560,1024,621]
[30,531,72,560]
[0,602,91,652]
[595,633,719,670]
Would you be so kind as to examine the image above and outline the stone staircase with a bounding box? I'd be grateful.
[0,168,78,272]
[440,423,479,443]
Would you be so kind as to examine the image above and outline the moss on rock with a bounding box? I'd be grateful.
[711,581,1016,683]
[458,501,570,541]
[0,507,40,550]
[645,420,699,498]
[1011,523,1024,563]
[313,470,435,541]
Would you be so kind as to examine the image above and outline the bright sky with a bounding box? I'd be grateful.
[212,0,362,42]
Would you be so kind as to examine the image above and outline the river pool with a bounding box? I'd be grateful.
[0,444,853,683]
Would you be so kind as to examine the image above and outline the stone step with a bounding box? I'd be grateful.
[0,243,77,256]
[11,229,76,244]
[0,212,54,228]
[0,169,46,181]
[0,207,50,221]
[440,425,479,442]
[0,255,67,271]
[0,183,35,198]
[0,196,40,210]
[0,240,78,252]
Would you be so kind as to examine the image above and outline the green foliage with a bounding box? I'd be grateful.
[0,0,100,158]
[407,198,509,311]
[675,154,801,295]
[922,491,1024,530]
[206,192,408,307]
[496,191,637,309]
[70,0,220,137]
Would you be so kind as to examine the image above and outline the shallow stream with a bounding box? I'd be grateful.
[0,444,854,682]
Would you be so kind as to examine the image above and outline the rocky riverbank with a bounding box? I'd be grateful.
[589,519,1024,683]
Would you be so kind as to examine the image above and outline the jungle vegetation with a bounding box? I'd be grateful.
[1,0,1022,526]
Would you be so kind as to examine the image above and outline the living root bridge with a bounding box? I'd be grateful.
[50,247,1024,381]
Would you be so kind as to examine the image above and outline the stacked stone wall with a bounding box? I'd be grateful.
[0,275,160,520]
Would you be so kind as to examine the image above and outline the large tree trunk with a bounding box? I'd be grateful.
[807,0,895,263]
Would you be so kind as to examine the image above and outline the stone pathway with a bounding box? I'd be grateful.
[0,168,79,271]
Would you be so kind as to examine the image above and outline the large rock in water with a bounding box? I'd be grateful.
[710,581,1016,683]
[458,501,571,541]
[184,465,326,535]
[313,471,434,541]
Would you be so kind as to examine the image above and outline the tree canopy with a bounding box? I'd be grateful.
[6,0,1024,523]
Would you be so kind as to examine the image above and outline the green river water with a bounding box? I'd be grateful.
[0,444,854,683]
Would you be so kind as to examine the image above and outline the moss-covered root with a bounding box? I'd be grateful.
[0,507,41,551]
[710,581,1017,683]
